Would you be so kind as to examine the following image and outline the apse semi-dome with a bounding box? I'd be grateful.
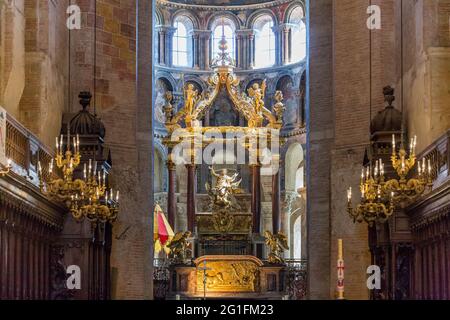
[371,85,403,134]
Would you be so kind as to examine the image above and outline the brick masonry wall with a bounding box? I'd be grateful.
[0,0,69,147]
[69,0,153,299]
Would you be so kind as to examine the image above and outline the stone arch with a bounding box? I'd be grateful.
[155,72,177,91]
[241,74,266,93]
[207,11,242,31]
[247,9,278,29]
[171,9,200,30]
[182,75,207,93]
[155,7,164,26]
[284,1,305,24]
[285,142,304,192]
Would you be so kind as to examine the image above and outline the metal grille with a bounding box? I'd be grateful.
[285,259,308,300]
[153,258,170,300]
[198,240,252,256]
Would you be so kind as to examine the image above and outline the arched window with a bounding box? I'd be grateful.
[173,16,193,67]
[254,15,276,68]
[289,6,306,63]
[211,17,236,61]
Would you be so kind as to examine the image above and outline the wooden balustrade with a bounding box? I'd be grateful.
[407,130,450,300]
[0,114,65,300]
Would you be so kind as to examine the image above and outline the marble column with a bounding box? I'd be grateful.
[155,26,176,66]
[167,157,177,227]
[272,158,281,234]
[236,29,256,70]
[191,30,211,70]
[276,23,295,65]
[251,164,262,234]
[186,164,197,232]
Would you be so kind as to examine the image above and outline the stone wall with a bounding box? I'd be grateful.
[0,0,68,147]
[68,0,153,300]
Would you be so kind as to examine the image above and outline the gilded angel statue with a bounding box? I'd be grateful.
[167,231,192,264]
[247,80,267,114]
[264,231,289,264]
[184,83,200,115]
[206,167,242,211]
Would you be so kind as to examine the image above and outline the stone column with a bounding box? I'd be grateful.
[235,29,256,70]
[155,26,176,66]
[191,30,211,70]
[271,157,281,234]
[186,164,197,232]
[190,30,200,69]
[276,23,295,65]
[251,164,262,234]
[167,157,177,227]
[248,31,256,69]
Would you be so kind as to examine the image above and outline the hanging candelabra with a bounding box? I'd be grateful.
[382,135,433,202]
[69,159,119,223]
[38,130,82,204]
[38,135,119,224]
[347,159,395,226]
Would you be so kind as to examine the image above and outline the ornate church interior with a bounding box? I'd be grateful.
[0,0,449,301]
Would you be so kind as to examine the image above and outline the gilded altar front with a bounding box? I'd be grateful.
[195,256,263,294]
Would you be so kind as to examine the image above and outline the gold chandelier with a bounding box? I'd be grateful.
[69,159,119,223]
[383,135,433,202]
[38,134,119,224]
[38,132,83,204]
[347,136,433,226]
[347,160,395,226]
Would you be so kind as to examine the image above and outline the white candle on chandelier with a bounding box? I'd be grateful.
[116,190,120,203]
[93,161,97,177]
[366,166,370,180]
[392,134,396,152]
[428,159,431,175]
[76,134,80,153]
[347,187,352,202]
[60,135,63,153]
[88,159,92,178]
[98,171,101,185]
[418,162,422,176]
[56,137,59,154]
[105,191,109,203]
[83,163,87,180]
[103,169,106,187]
[38,161,42,174]
[361,168,365,183]
[49,159,54,174]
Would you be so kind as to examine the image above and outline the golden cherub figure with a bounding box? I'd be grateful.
[248,80,267,114]
[264,231,289,264]
[167,231,192,264]
[184,83,199,116]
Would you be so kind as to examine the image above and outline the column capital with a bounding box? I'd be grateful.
[190,29,212,39]
[156,25,177,35]
[273,23,297,33]
[236,29,256,37]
